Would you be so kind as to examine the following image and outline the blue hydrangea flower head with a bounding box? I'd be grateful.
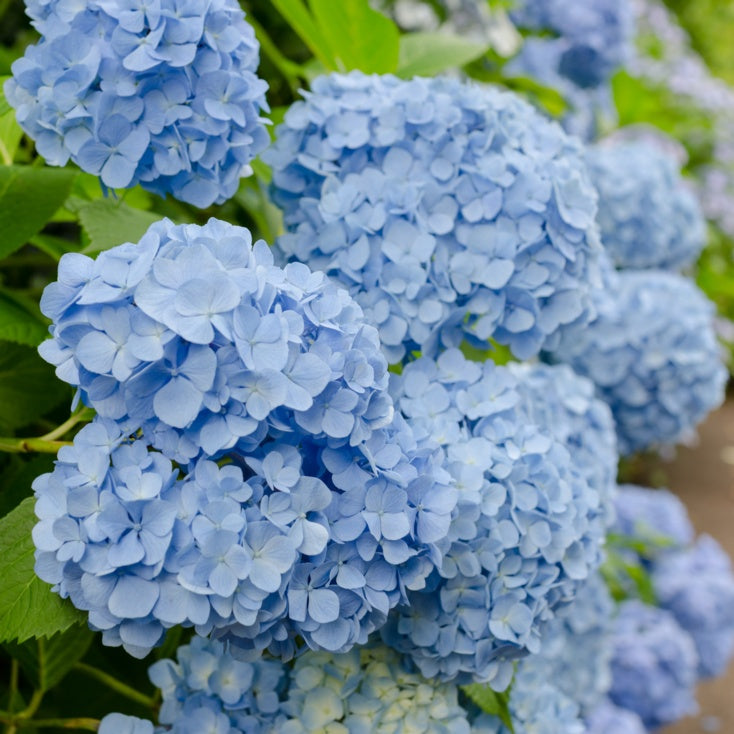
[381,349,607,687]
[98,714,157,734]
[278,643,471,733]
[510,0,634,91]
[471,668,584,734]
[652,535,734,678]
[148,636,286,733]
[34,218,457,657]
[613,484,694,550]
[518,574,615,715]
[5,0,269,207]
[584,700,646,734]
[587,139,706,270]
[608,600,698,729]
[545,269,727,455]
[266,71,605,363]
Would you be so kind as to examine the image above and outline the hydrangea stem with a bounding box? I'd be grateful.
[73,663,157,710]
[0,437,72,454]
[0,714,100,730]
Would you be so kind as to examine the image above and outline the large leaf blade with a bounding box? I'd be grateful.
[397,32,490,78]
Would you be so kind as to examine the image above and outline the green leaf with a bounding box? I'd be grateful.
[0,342,69,430]
[269,0,336,69]
[0,165,77,259]
[4,625,94,691]
[462,683,515,732]
[0,289,49,347]
[0,76,11,117]
[397,32,489,78]
[502,76,568,117]
[0,454,54,519]
[0,498,86,643]
[309,0,400,73]
[77,197,162,254]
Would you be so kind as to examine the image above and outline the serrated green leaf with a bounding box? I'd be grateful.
[0,165,77,259]
[77,197,162,254]
[397,32,489,78]
[309,0,400,73]
[5,625,94,691]
[0,342,69,429]
[0,498,86,643]
[0,289,49,347]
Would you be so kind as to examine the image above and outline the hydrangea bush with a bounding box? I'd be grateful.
[267,71,605,363]
[4,0,270,206]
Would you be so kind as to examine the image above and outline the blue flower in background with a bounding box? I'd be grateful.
[653,535,734,678]
[510,0,633,90]
[545,269,727,455]
[584,700,646,734]
[608,600,699,729]
[587,139,706,270]
[381,350,607,687]
[278,643,471,733]
[98,714,157,734]
[266,71,604,364]
[5,0,269,207]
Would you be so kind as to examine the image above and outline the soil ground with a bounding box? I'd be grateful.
[650,401,734,734]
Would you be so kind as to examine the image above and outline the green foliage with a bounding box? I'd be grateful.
[0,288,48,346]
[4,625,94,691]
[74,196,164,254]
[396,32,489,77]
[0,498,86,644]
[0,165,77,259]
[462,683,515,731]
[0,343,69,430]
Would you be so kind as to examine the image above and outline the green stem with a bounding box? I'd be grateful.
[0,715,99,731]
[73,663,156,709]
[0,437,72,454]
[40,408,94,441]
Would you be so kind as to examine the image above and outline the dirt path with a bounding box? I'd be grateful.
[654,401,734,734]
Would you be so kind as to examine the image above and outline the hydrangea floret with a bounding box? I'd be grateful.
[266,71,604,363]
[545,269,727,455]
[381,350,607,687]
[583,700,647,734]
[5,0,269,207]
[33,218,456,658]
[607,600,699,729]
[586,139,706,270]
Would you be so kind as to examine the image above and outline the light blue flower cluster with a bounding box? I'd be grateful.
[266,71,604,363]
[39,218,394,464]
[613,484,694,549]
[546,269,727,455]
[98,714,157,734]
[586,140,706,270]
[607,600,699,729]
[510,0,633,91]
[613,486,734,679]
[278,643,471,734]
[518,574,614,715]
[381,350,607,687]
[5,0,269,207]
[471,668,584,734]
[508,362,618,524]
[148,636,285,733]
[584,700,646,734]
[34,219,456,658]
[653,535,734,678]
